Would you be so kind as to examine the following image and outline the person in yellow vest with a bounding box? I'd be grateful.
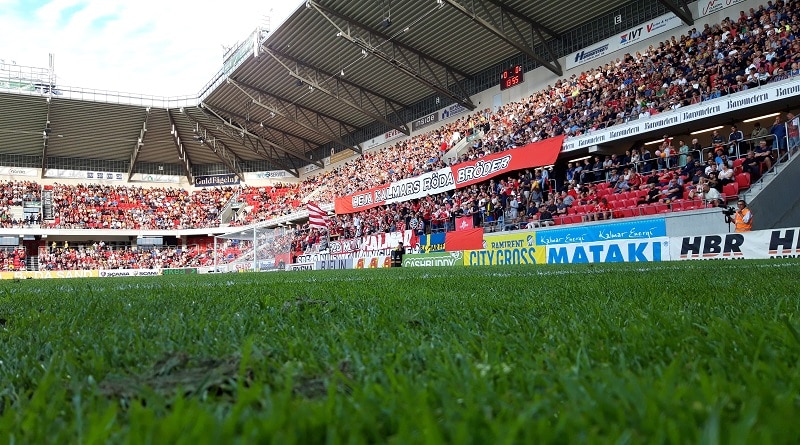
[732,200,753,232]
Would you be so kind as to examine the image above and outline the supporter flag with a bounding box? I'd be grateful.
[445,227,483,252]
[419,232,446,253]
[456,216,473,231]
[307,201,328,229]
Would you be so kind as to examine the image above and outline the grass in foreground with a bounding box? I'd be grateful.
[1,260,800,444]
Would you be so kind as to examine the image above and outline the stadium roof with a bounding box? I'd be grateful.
[0,0,693,183]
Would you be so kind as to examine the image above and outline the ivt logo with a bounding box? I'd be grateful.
[620,27,643,44]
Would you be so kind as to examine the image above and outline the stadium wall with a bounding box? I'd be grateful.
[748,152,800,230]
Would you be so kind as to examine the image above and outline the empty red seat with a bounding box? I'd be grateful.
[735,172,750,190]
[723,182,739,199]
[682,199,701,211]
[654,203,670,213]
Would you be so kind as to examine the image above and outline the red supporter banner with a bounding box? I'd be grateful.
[456,216,473,231]
[334,135,565,214]
[449,135,564,188]
[445,228,484,252]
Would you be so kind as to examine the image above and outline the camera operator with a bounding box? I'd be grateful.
[724,200,753,232]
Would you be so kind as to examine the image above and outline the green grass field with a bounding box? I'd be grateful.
[2,260,800,444]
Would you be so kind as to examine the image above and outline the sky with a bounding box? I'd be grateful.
[0,0,302,97]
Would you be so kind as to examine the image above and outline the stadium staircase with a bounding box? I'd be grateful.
[443,131,483,164]
[26,256,39,272]
[739,150,800,230]
[301,186,325,204]
[218,191,242,225]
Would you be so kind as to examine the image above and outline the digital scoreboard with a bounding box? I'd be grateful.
[500,65,523,90]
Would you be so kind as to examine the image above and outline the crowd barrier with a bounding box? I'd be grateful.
[0,268,202,280]
[4,226,796,278]
[0,270,99,280]
[287,222,800,269]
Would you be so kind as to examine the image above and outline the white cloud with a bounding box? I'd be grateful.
[1,0,302,96]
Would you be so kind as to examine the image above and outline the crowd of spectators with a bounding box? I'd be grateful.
[46,184,237,230]
[0,180,42,228]
[0,247,26,271]
[38,241,241,271]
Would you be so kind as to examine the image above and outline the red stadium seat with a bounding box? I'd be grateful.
[736,173,750,190]
[723,182,739,199]
[654,203,670,213]
[682,199,701,211]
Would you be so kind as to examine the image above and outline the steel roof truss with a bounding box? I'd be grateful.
[241,133,300,177]
[40,96,52,177]
[167,109,195,184]
[205,104,320,155]
[262,47,410,135]
[201,105,310,175]
[127,108,150,181]
[250,138,303,176]
[441,0,563,77]
[655,0,694,25]
[227,78,363,153]
[483,0,560,40]
[181,111,246,182]
[307,0,471,79]
[259,125,317,157]
[307,0,476,110]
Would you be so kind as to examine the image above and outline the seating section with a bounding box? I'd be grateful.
[38,239,242,271]
[0,247,27,271]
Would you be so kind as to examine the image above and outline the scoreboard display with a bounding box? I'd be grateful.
[500,65,523,90]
